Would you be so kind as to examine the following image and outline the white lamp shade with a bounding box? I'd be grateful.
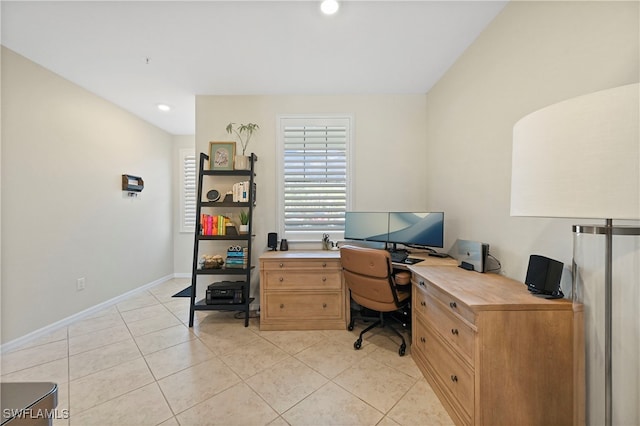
[511,83,639,219]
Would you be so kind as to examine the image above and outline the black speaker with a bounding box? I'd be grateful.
[525,254,564,298]
[267,232,278,251]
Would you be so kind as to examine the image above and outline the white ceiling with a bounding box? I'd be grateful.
[1,1,507,135]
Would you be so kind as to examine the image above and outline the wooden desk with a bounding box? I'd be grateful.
[409,265,585,426]
[259,250,346,330]
[258,250,456,330]
[259,250,584,424]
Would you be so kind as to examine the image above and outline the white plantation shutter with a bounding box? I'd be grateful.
[278,116,352,241]
[181,149,197,232]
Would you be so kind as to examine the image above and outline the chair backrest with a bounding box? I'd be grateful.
[340,245,407,312]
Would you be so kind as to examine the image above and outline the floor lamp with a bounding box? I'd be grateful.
[510,83,639,426]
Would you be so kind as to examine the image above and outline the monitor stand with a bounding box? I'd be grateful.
[386,242,407,254]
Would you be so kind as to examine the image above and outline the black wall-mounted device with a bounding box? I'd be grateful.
[267,232,278,251]
[122,174,144,192]
[525,254,564,298]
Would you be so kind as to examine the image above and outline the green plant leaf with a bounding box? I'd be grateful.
[225,122,259,155]
[239,210,249,225]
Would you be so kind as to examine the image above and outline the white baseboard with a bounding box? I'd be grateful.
[0,274,174,354]
[173,272,191,278]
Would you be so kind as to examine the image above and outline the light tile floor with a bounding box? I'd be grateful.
[1,278,454,426]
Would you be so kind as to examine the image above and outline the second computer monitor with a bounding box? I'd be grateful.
[387,212,444,249]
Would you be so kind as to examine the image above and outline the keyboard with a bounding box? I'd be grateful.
[390,251,408,263]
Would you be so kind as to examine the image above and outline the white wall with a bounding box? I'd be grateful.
[195,94,429,299]
[1,47,174,343]
[425,0,639,279]
[172,134,195,275]
[424,1,639,424]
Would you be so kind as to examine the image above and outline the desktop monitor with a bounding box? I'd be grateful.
[387,212,444,249]
[344,212,389,242]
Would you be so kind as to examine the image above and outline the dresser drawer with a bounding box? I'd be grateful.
[422,319,474,420]
[263,292,343,321]
[424,295,475,365]
[261,259,340,271]
[409,265,584,426]
[412,313,429,355]
[263,270,342,290]
[414,274,475,325]
[413,285,429,319]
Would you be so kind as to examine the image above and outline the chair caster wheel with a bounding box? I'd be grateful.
[399,344,406,356]
[354,339,362,350]
[348,324,354,331]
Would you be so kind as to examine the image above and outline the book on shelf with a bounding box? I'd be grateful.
[200,214,232,236]
[225,246,248,268]
[232,181,256,203]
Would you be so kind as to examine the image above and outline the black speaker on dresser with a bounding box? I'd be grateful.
[267,232,278,251]
[525,254,564,298]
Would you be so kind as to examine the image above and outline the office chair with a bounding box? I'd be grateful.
[340,245,411,356]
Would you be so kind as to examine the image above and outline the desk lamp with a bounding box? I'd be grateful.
[511,83,639,426]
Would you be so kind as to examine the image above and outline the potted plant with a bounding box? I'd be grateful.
[239,210,249,234]
[226,122,259,170]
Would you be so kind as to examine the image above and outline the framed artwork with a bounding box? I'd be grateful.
[209,142,236,171]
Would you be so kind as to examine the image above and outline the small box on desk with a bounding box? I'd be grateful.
[206,281,245,304]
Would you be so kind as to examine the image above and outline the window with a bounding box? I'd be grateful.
[277,116,352,242]
[180,149,196,233]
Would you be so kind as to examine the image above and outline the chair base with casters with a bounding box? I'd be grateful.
[349,307,409,356]
[340,245,412,357]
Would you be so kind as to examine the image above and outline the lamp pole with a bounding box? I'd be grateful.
[574,220,640,426]
[604,220,613,426]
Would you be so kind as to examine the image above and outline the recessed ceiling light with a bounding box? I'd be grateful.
[320,0,339,15]
[157,103,171,112]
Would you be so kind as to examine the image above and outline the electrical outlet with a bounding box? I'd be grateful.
[76,277,86,291]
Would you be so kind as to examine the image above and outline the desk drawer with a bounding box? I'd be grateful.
[263,292,343,321]
[414,274,475,325]
[422,319,474,420]
[263,271,342,290]
[413,314,429,355]
[424,296,475,365]
[261,260,340,271]
[413,285,429,320]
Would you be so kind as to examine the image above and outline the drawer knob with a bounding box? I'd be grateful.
[323,303,327,308]
[279,277,284,282]
[420,301,426,307]
[449,301,457,309]
[279,263,284,268]
[451,375,458,383]
[280,304,285,309]
[322,277,327,282]
[322,262,327,267]
[451,328,459,335]
[420,337,426,343]
[419,280,425,287]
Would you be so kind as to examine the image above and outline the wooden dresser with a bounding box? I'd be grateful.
[410,265,584,426]
[259,250,347,330]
